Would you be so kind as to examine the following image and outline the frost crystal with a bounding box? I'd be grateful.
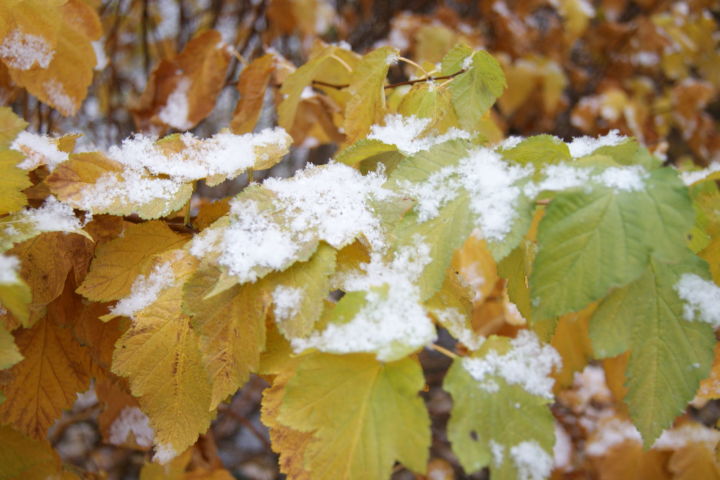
[675,273,720,328]
[110,262,175,319]
[272,285,304,323]
[510,441,553,480]
[567,130,626,158]
[462,330,561,398]
[109,407,154,447]
[367,114,471,155]
[0,255,20,284]
[0,29,54,70]
[291,240,437,361]
[12,131,68,171]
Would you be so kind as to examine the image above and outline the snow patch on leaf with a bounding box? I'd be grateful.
[462,330,561,398]
[158,78,192,130]
[109,406,154,447]
[272,285,304,323]
[110,262,175,319]
[510,440,553,480]
[368,114,471,155]
[0,254,20,284]
[0,29,54,70]
[586,417,641,456]
[675,273,720,328]
[23,195,83,232]
[567,130,626,157]
[12,131,68,171]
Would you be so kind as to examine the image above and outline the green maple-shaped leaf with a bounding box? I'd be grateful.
[590,252,715,446]
[531,168,694,323]
[444,338,556,479]
[276,353,430,480]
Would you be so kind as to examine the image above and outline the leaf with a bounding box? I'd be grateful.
[444,343,555,478]
[335,139,398,167]
[112,251,213,462]
[0,0,102,115]
[231,53,275,134]
[397,83,458,134]
[498,134,570,168]
[668,443,720,480]
[343,46,397,144]
[550,306,594,391]
[442,46,506,130]
[78,221,188,302]
[275,353,430,480]
[531,168,694,321]
[0,106,27,146]
[267,243,337,338]
[0,272,31,327]
[184,267,269,409]
[0,148,30,216]
[133,30,232,131]
[590,253,715,446]
[0,323,21,369]
[0,425,78,480]
[0,291,92,439]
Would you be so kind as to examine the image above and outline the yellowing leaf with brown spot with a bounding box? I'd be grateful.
[112,251,213,461]
[261,360,313,480]
[343,46,397,145]
[0,0,101,115]
[184,266,269,409]
[0,290,92,439]
[133,30,231,132]
[78,221,188,302]
[231,53,275,134]
[0,425,80,479]
[276,353,430,480]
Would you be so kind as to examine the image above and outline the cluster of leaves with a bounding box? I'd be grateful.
[1,1,720,479]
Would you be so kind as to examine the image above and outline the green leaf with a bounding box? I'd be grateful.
[397,83,458,134]
[444,341,555,479]
[335,138,398,167]
[498,135,570,168]
[443,48,506,130]
[267,242,337,338]
[591,139,661,169]
[531,168,695,322]
[277,353,431,480]
[590,253,715,446]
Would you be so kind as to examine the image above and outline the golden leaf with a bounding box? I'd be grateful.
[0,425,80,479]
[551,304,595,392]
[668,443,720,480]
[0,323,22,369]
[78,221,188,302]
[0,286,92,439]
[112,251,213,462]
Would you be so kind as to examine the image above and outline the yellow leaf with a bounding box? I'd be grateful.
[551,305,595,392]
[140,449,193,480]
[0,269,31,327]
[343,46,397,145]
[275,353,430,480]
[0,0,101,115]
[231,53,275,134]
[0,289,92,439]
[184,266,269,409]
[112,250,213,462]
[0,106,27,147]
[0,146,30,217]
[0,323,22,369]
[78,221,188,302]
[668,443,720,480]
[133,30,231,132]
[0,425,78,479]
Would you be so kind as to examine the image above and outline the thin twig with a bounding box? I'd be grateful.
[428,343,458,359]
[309,68,467,91]
[218,406,272,451]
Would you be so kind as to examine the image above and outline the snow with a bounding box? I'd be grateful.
[594,166,647,191]
[110,262,175,319]
[460,261,485,302]
[153,0,180,40]
[23,196,83,232]
[153,443,177,464]
[109,406,154,447]
[158,78,193,130]
[586,417,641,456]
[681,162,720,185]
[44,80,74,115]
[524,164,647,197]
[567,130,626,158]
[12,131,68,171]
[653,423,720,450]
[553,422,572,470]
[92,40,108,70]
[0,29,54,70]
[272,285,303,323]
[498,136,523,150]
[433,307,484,350]
[461,330,561,399]
[367,114,471,155]
[291,240,437,361]
[0,255,20,284]
[462,53,474,70]
[510,440,553,480]
[675,273,720,328]
[490,440,505,465]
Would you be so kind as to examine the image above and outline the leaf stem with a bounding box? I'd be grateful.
[428,343,458,359]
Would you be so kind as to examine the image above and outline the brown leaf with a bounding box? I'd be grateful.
[231,53,275,134]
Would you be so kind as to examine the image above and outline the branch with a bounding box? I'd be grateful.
[310,68,468,91]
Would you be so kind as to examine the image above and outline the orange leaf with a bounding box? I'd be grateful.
[231,53,275,134]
